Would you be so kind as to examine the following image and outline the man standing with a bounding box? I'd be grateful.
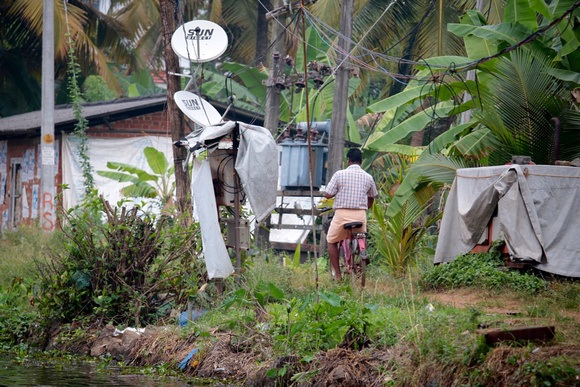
[324,148,378,280]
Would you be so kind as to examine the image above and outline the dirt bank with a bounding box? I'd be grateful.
[42,288,580,386]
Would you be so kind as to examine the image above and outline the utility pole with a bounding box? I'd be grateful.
[160,0,191,220]
[263,0,285,137]
[41,0,56,231]
[257,0,285,248]
[326,0,354,181]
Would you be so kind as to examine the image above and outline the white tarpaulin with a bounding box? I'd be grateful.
[191,159,234,279]
[62,134,174,210]
[235,122,278,223]
[185,121,278,223]
[435,164,580,277]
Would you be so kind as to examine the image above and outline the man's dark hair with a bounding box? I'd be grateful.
[346,148,362,164]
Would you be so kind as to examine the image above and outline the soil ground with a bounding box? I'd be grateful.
[424,287,580,323]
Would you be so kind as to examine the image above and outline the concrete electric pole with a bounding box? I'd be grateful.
[263,0,285,137]
[41,0,56,231]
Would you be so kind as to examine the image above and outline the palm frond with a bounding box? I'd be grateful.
[416,0,474,58]
[410,153,476,185]
[479,48,573,164]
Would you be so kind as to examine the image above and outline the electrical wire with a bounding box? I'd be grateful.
[175,0,580,138]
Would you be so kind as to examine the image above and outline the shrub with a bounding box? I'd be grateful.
[36,193,204,326]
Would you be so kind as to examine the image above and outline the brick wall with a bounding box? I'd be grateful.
[87,110,170,137]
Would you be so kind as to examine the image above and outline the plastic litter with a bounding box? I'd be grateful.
[112,327,146,336]
[178,348,199,370]
[178,309,207,327]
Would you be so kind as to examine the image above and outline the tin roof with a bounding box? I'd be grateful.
[0,94,264,139]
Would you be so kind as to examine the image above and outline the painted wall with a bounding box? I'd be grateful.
[0,110,169,232]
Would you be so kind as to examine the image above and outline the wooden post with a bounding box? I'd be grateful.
[160,0,191,220]
[326,0,354,181]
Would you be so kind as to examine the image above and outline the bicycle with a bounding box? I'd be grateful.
[326,220,368,288]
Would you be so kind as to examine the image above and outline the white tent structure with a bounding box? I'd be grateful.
[435,164,580,278]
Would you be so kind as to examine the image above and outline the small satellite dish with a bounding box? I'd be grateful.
[171,20,228,63]
[174,91,222,127]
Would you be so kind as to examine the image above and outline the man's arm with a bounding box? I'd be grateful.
[324,172,339,199]
[367,178,378,209]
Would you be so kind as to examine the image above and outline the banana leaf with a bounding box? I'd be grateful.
[144,146,169,175]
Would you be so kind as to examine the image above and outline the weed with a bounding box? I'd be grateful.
[0,306,39,345]
[422,250,547,293]
[518,357,580,386]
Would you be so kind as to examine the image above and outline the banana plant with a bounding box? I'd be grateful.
[97,146,175,208]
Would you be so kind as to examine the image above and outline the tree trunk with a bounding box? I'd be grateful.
[160,0,191,220]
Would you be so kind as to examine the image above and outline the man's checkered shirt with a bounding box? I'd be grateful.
[325,164,378,209]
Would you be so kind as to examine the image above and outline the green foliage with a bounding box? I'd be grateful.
[371,198,440,278]
[65,30,94,196]
[369,155,441,277]
[0,278,38,345]
[83,75,117,102]
[266,291,375,355]
[35,193,203,326]
[365,4,580,219]
[422,249,547,293]
[220,281,375,355]
[518,357,580,386]
[97,146,175,209]
[113,66,164,98]
[0,307,38,346]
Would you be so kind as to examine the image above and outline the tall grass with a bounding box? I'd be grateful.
[0,225,55,287]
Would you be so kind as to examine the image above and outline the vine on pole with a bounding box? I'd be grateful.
[64,1,94,196]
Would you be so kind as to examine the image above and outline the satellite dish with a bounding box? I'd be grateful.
[174,91,222,127]
[171,20,228,63]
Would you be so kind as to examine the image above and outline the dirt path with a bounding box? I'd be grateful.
[423,288,580,323]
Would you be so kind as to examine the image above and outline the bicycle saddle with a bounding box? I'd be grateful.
[343,222,363,230]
